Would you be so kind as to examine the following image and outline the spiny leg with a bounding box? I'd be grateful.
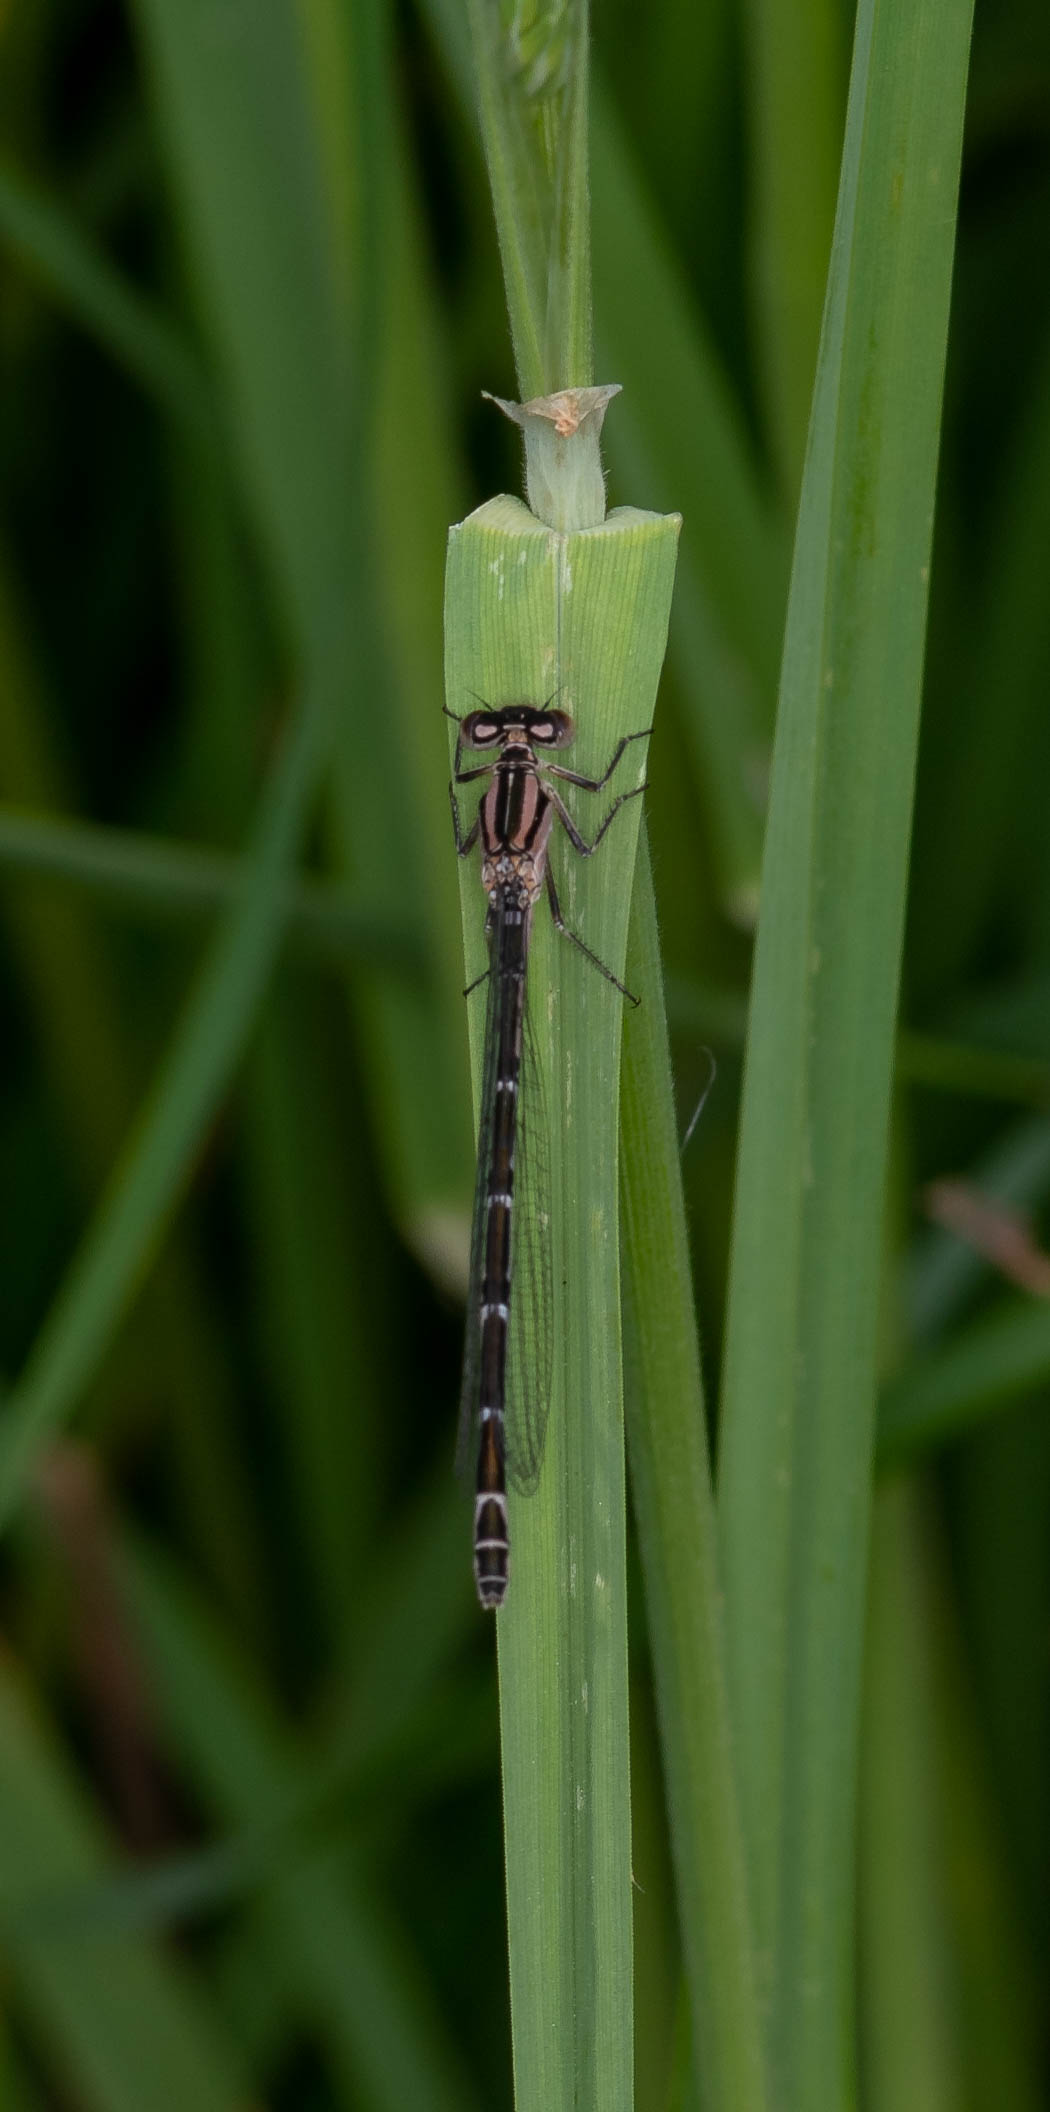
[449,781,481,858]
[461,902,495,997]
[546,725,652,795]
[447,774,484,990]
[544,864,639,1005]
[544,778,647,858]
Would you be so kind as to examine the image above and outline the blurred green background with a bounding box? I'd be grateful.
[1,0,1049,2106]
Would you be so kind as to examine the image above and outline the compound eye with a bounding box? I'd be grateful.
[461,712,500,747]
[532,709,574,748]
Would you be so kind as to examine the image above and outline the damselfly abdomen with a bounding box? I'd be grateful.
[449,702,649,1607]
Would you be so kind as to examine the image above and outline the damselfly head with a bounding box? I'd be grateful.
[460,703,575,751]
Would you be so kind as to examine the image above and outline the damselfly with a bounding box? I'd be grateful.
[448,700,650,1607]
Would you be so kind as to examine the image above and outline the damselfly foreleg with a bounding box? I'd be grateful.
[545,723,652,794]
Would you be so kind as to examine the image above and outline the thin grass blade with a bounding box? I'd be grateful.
[591,82,787,918]
[620,830,768,2112]
[716,0,975,2098]
[465,0,591,394]
[742,0,845,493]
[0,665,337,1528]
[859,1482,965,2111]
[132,0,474,1263]
[0,804,417,970]
[446,494,678,2112]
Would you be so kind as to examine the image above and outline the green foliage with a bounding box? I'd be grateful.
[1,0,1049,2108]
[718,0,973,2098]
[446,497,678,2112]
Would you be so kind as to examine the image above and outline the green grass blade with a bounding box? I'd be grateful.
[715,0,975,2098]
[629,1676,678,2111]
[620,830,768,2112]
[742,0,845,494]
[0,803,419,970]
[0,662,337,1528]
[0,1656,249,2112]
[591,82,787,918]
[416,3,787,912]
[132,0,474,1259]
[465,0,591,394]
[859,1483,964,2111]
[445,495,678,2112]
[130,0,358,647]
[325,45,476,1255]
[241,969,387,1651]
